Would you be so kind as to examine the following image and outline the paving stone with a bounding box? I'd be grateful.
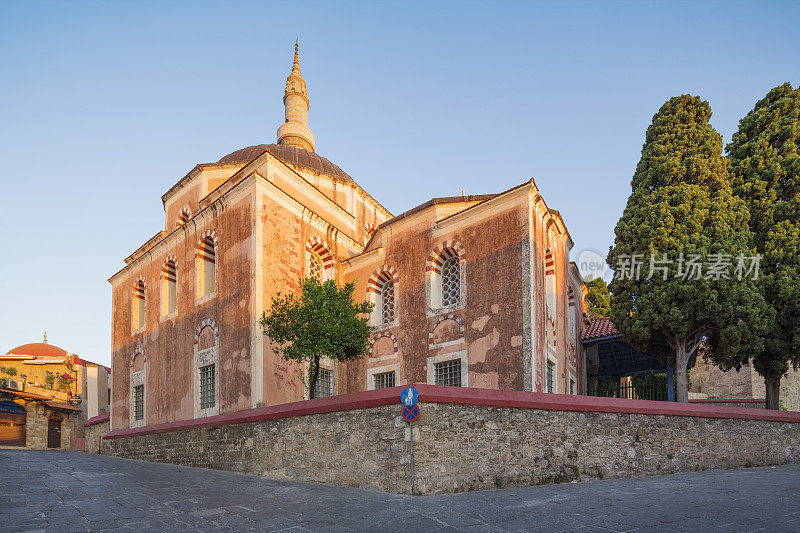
[1,449,799,532]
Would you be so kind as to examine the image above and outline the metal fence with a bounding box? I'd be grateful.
[587,382,668,402]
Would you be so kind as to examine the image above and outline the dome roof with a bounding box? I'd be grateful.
[7,343,69,358]
[217,144,355,184]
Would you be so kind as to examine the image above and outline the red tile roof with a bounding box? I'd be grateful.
[6,342,68,358]
[582,316,620,340]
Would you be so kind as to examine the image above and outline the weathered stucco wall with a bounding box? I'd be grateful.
[99,385,800,495]
[110,192,254,429]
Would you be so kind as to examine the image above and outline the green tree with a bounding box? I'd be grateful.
[607,95,770,403]
[585,277,611,317]
[724,83,800,409]
[260,277,374,399]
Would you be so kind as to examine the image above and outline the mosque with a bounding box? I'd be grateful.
[108,45,587,430]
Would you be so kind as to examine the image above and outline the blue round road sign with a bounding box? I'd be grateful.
[400,386,419,407]
[402,404,419,422]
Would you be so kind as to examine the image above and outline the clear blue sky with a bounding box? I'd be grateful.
[1,1,797,365]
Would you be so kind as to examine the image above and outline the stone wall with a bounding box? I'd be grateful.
[84,414,110,454]
[23,404,76,450]
[99,385,800,495]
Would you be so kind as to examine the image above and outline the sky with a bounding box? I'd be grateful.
[0,1,797,365]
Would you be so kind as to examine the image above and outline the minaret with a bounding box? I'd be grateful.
[277,42,316,153]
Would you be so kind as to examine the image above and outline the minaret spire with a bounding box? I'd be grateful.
[277,41,316,152]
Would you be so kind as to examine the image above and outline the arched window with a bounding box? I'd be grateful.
[545,249,556,319]
[132,280,145,331]
[426,242,466,313]
[380,281,395,324]
[130,349,146,428]
[306,238,333,282]
[177,206,191,227]
[161,260,177,317]
[196,235,216,299]
[367,266,398,327]
[308,251,324,282]
[440,255,461,307]
[544,247,557,350]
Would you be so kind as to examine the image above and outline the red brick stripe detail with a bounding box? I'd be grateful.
[367,265,398,293]
[133,280,145,300]
[103,384,800,440]
[545,249,555,275]
[162,257,177,282]
[306,237,334,270]
[425,240,465,273]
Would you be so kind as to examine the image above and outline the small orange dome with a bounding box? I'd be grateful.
[6,343,69,358]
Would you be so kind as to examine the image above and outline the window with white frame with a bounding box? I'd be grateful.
[373,371,395,389]
[314,367,333,398]
[546,359,556,393]
[132,280,145,331]
[161,260,177,317]
[133,384,144,421]
[199,364,216,409]
[434,359,462,387]
[196,236,216,299]
[427,245,466,314]
[194,321,220,417]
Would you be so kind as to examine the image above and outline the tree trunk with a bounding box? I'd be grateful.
[674,341,690,403]
[308,355,321,400]
[764,375,781,410]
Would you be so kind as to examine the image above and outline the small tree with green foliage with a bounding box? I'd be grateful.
[260,277,374,399]
[607,95,770,403]
[723,83,800,409]
[0,366,17,377]
[585,277,611,317]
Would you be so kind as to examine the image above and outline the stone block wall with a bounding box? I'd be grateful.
[23,404,75,450]
[84,414,110,454]
[99,385,800,495]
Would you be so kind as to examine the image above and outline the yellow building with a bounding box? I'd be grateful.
[0,340,110,449]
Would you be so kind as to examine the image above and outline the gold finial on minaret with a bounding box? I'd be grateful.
[43,330,47,343]
[277,41,316,152]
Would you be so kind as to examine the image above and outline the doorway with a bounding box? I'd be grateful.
[47,416,62,448]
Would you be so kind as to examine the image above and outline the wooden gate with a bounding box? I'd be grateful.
[47,415,62,448]
[0,400,27,447]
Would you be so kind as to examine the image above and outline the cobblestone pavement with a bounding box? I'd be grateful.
[1,450,799,532]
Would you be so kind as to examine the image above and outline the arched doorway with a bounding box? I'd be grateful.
[0,400,27,447]
[47,412,63,448]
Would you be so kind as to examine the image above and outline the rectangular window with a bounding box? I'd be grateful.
[133,385,144,421]
[314,368,333,398]
[546,360,555,393]
[569,378,576,395]
[373,371,395,390]
[434,359,462,387]
[199,364,216,409]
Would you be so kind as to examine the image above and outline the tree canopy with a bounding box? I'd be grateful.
[585,277,611,317]
[607,95,769,402]
[724,83,800,409]
[260,277,374,398]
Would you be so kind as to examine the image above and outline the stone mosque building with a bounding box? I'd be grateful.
[108,45,587,430]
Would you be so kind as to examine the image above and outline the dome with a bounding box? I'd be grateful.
[7,343,69,358]
[217,144,355,184]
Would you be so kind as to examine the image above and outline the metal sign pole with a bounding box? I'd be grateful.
[409,420,414,496]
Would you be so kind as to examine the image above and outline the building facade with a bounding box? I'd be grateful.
[0,340,110,448]
[108,46,586,431]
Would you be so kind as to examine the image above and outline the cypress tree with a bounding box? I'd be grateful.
[724,83,800,409]
[608,95,770,403]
